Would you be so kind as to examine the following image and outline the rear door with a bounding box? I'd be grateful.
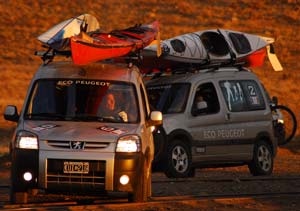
[216,78,271,160]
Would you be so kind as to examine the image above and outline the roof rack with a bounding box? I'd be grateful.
[34,47,71,65]
[34,47,247,75]
[142,60,248,81]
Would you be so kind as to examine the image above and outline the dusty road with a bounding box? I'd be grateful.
[1,140,300,210]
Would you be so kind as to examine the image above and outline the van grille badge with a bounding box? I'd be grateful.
[70,141,85,150]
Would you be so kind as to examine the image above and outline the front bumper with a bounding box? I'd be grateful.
[12,149,143,194]
[11,149,39,192]
[114,152,143,193]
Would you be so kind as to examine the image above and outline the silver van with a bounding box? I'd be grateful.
[4,61,162,203]
[146,67,277,178]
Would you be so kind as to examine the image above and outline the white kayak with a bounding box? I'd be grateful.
[37,13,100,50]
[142,29,282,71]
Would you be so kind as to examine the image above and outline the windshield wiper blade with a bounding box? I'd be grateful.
[26,113,66,120]
[70,115,99,121]
[98,116,122,123]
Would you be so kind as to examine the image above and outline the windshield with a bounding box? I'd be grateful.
[147,83,190,114]
[25,79,139,123]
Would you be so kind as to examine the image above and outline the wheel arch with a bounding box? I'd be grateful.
[255,131,275,156]
[167,129,193,148]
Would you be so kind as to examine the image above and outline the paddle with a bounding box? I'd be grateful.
[156,31,162,57]
[260,36,283,71]
[267,44,283,71]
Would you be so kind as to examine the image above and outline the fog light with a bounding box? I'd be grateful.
[120,175,129,185]
[150,126,156,132]
[23,172,32,181]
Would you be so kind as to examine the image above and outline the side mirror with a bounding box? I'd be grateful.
[4,105,19,122]
[148,111,163,126]
[271,96,278,106]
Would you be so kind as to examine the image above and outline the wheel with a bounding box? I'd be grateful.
[128,152,151,202]
[152,126,166,163]
[248,141,273,176]
[10,164,29,204]
[152,126,167,172]
[164,139,192,178]
[272,105,297,146]
[10,191,28,204]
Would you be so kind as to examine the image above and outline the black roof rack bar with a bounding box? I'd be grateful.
[155,60,246,73]
[34,48,71,65]
[142,60,247,80]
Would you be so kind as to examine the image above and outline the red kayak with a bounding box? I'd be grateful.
[70,21,159,65]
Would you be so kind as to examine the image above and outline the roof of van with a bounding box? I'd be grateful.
[33,61,141,83]
[145,67,259,86]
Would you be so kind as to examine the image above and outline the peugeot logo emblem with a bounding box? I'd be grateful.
[70,141,85,150]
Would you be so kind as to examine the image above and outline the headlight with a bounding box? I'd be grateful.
[277,119,284,124]
[16,131,38,149]
[116,135,140,152]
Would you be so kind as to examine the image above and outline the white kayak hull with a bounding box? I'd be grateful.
[37,13,100,50]
[143,29,272,67]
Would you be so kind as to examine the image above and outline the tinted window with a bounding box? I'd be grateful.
[220,80,265,112]
[241,80,266,110]
[25,79,139,123]
[191,82,220,116]
[147,83,190,114]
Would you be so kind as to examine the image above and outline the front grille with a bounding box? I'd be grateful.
[47,159,106,191]
[47,140,110,149]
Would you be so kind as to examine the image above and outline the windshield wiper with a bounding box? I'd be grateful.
[71,114,123,123]
[26,113,123,123]
[68,115,99,122]
[98,116,122,123]
[26,113,66,120]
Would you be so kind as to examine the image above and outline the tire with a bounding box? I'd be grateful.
[152,126,166,164]
[164,139,192,178]
[248,141,273,176]
[128,153,151,202]
[10,191,28,204]
[152,126,167,172]
[272,105,297,146]
[10,164,29,204]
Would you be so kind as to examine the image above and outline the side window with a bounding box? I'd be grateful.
[241,80,266,110]
[220,81,247,112]
[220,80,265,112]
[191,82,220,116]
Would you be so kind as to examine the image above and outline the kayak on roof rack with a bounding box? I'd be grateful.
[70,21,159,65]
[141,29,282,72]
[37,13,100,51]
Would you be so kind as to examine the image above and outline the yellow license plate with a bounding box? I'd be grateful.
[63,161,89,174]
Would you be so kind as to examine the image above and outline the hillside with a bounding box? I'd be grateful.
[0,0,300,129]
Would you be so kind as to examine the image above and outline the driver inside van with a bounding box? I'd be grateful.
[97,92,128,122]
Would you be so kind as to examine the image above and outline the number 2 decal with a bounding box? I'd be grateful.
[248,85,256,96]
